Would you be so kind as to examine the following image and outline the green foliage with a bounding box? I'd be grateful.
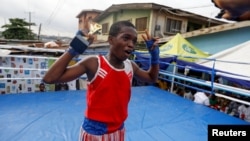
[1,18,36,40]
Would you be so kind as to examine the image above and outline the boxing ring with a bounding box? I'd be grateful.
[0,86,249,141]
[1,50,250,140]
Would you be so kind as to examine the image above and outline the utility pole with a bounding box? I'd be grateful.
[28,12,31,31]
[25,11,34,39]
[38,23,42,40]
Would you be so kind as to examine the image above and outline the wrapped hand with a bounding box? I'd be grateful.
[141,30,160,65]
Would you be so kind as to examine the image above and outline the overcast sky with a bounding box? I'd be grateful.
[0,0,223,37]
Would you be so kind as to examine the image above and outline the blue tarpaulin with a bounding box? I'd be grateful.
[0,86,248,141]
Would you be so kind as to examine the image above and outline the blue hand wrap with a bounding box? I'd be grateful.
[66,47,79,56]
[67,35,89,56]
[75,30,84,36]
[145,40,159,65]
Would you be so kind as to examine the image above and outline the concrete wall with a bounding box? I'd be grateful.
[187,26,250,54]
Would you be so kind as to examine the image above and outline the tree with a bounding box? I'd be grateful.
[1,18,36,40]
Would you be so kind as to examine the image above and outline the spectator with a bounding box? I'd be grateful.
[176,88,185,97]
[193,90,210,106]
[238,104,247,119]
[39,83,46,92]
[243,105,250,122]
[227,101,240,117]
[238,104,250,122]
[209,94,219,110]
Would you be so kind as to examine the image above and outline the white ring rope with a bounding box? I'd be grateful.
[1,54,59,60]
[215,93,250,106]
[0,76,86,80]
[0,67,48,71]
[159,71,250,97]
[0,44,64,54]
[160,71,250,106]
[0,77,43,80]
[1,54,250,106]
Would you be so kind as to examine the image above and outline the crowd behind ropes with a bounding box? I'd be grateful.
[131,55,250,123]
[151,74,250,123]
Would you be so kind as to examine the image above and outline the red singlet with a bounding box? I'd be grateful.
[85,55,133,133]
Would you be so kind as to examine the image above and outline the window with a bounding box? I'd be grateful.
[135,17,147,31]
[102,23,109,34]
[187,22,202,32]
[165,18,182,34]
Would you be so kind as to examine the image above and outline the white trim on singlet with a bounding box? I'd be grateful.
[87,55,133,84]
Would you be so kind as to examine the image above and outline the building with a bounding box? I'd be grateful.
[78,3,226,44]
[76,9,103,32]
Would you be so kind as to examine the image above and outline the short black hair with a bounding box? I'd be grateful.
[109,21,135,37]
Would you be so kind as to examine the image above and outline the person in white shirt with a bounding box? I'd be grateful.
[244,106,250,122]
[238,104,246,118]
[238,104,250,122]
[193,91,210,106]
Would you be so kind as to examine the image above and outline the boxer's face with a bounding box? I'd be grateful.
[108,26,137,61]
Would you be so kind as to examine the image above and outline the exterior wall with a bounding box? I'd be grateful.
[124,9,151,42]
[151,10,189,38]
[97,14,114,41]
[78,12,100,30]
[181,19,188,33]
[98,9,151,42]
[187,26,250,54]
[153,14,166,37]
[151,10,212,38]
[133,9,207,40]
